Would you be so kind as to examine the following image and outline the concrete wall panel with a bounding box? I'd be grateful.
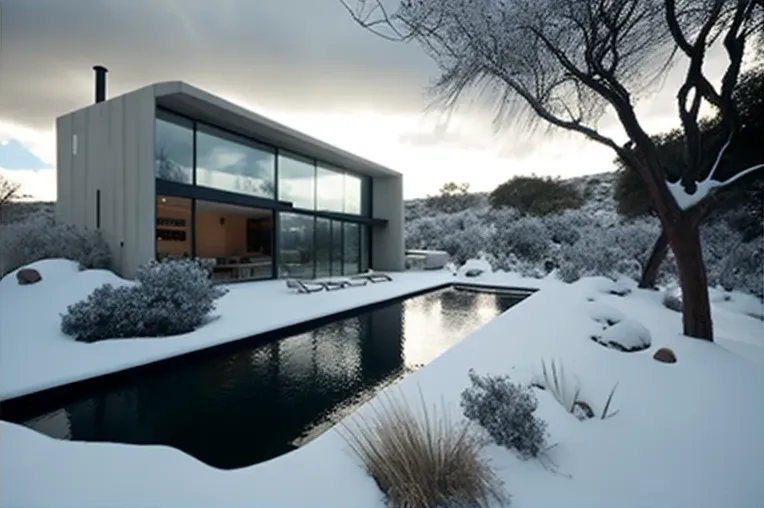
[371,175,405,272]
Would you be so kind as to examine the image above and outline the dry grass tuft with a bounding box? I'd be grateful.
[340,388,509,508]
[539,358,580,413]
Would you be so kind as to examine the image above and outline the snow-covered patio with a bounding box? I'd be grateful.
[1,259,763,507]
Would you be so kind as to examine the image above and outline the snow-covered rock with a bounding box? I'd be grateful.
[592,318,652,352]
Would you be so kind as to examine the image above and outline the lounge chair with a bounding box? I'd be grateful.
[350,271,392,283]
[314,277,369,290]
[285,279,325,294]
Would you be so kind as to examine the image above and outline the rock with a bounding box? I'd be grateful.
[16,268,42,285]
[653,347,677,364]
[465,268,484,278]
[572,400,594,420]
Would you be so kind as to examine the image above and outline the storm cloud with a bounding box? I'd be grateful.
[0,0,437,130]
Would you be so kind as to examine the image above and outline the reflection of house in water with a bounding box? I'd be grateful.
[35,303,406,470]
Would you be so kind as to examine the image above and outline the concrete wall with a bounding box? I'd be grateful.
[371,174,405,272]
[56,87,156,278]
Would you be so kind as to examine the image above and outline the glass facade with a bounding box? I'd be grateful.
[278,152,315,210]
[344,174,363,215]
[155,112,193,184]
[196,125,275,199]
[315,217,332,277]
[279,213,315,278]
[154,109,375,280]
[316,164,345,213]
[194,200,274,282]
[343,222,361,275]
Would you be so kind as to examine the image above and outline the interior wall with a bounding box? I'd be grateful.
[195,211,228,258]
[156,199,191,257]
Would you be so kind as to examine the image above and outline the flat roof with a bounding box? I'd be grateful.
[151,81,401,179]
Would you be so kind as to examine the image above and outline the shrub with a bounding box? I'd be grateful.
[61,259,227,342]
[489,215,551,264]
[543,212,583,245]
[0,212,110,275]
[341,390,508,508]
[460,369,548,459]
[613,166,654,218]
[489,175,584,216]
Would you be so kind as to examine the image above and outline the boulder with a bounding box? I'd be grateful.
[16,268,42,285]
[653,347,677,364]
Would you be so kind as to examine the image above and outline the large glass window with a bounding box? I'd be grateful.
[278,152,315,210]
[155,113,193,184]
[316,164,345,213]
[156,195,192,259]
[196,125,275,198]
[331,220,343,276]
[344,174,363,215]
[343,222,360,275]
[194,200,273,282]
[315,217,331,277]
[279,213,315,278]
[360,225,370,273]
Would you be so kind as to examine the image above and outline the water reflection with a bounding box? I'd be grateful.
[23,287,523,469]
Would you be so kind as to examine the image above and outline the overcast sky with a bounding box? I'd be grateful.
[0,0,733,201]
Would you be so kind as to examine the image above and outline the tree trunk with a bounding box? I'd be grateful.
[639,229,669,289]
[666,216,713,340]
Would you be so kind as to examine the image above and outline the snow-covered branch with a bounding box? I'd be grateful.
[668,163,764,210]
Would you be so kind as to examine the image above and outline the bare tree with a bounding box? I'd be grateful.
[340,0,764,340]
[0,174,30,209]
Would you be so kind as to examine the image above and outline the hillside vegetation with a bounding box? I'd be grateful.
[406,173,763,298]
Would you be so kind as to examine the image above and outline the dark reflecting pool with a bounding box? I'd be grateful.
[21,287,525,469]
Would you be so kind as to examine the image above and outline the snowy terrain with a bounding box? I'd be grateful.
[2,258,764,507]
[406,171,763,298]
[0,259,464,401]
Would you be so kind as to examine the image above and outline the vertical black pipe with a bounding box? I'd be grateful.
[93,66,108,103]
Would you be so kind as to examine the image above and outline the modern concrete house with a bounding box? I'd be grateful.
[56,67,405,280]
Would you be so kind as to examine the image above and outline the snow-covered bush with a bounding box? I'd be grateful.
[460,370,548,459]
[61,259,227,342]
[543,211,585,245]
[0,212,110,276]
[488,215,551,265]
[555,220,657,282]
[716,237,764,298]
[701,220,764,298]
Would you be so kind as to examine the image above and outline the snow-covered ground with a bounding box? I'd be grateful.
[2,259,763,507]
[0,259,484,401]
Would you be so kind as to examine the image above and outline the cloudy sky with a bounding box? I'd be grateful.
[0,0,732,201]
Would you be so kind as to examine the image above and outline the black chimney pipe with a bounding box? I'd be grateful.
[93,65,108,103]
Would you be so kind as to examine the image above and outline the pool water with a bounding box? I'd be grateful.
[21,286,525,469]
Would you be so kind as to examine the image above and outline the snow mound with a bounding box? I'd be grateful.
[459,258,493,276]
[577,275,633,296]
[592,318,652,352]
[715,291,764,321]
[588,302,626,326]
[663,286,683,312]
